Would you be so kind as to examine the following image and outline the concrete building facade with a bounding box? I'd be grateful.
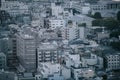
[17,33,36,72]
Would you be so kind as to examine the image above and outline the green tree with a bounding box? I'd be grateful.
[110,31,120,38]
[78,23,86,27]
[103,18,119,30]
[117,11,120,22]
[85,0,99,3]
[92,19,103,26]
[93,12,102,19]
[110,42,120,51]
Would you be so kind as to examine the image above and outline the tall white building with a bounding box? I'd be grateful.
[1,1,29,16]
[61,21,86,41]
[16,33,36,72]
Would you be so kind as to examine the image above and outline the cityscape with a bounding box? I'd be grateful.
[0,0,120,80]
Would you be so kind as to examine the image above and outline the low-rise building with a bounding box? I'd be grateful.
[105,53,120,71]
[0,70,16,80]
[37,42,58,65]
[64,51,81,68]
[91,1,120,17]
[49,17,65,30]
[37,62,61,78]
[71,66,95,80]
[48,73,64,80]
[61,65,71,80]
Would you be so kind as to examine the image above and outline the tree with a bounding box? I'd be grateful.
[103,18,119,30]
[92,19,103,26]
[93,12,102,19]
[117,11,120,22]
[110,31,120,38]
[110,42,120,51]
[85,0,99,3]
[92,18,120,30]
[78,23,86,27]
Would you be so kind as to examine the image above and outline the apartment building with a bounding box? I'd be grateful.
[37,42,58,65]
[16,33,36,72]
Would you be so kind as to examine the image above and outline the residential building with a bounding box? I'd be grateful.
[81,52,103,69]
[105,53,120,71]
[16,33,36,72]
[37,62,61,78]
[63,8,73,19]
[91,1,120,17]
[49,17,65,30]
[0,70,16,80]
[71,66,95,80]
[48,73,64,80]
[39,29,61,41]
[61,21,86,41]
[37,42,58,65]
[73,2,90,14]
[17,73,35,80]
[8,34,18,70]
[1,1,29,16]
[0,37,9,54]
[51,3,63,17]
[61,65,71,80]
[64,51,81,68]
[31,18,44,28]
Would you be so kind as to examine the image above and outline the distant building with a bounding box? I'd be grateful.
[97,32,109,40]
[71,66,95,80]
[61,21,86,41]
[63,8,73,19]
[81,53,103,69]
[105,53,120,71]
[0,70,16,80]
[37,62,61,78]
[61,65,71,80]
[91,1,120,17]
[0,38,9,54]
[48,73,64,80]
[37,42,58,65]
[0,52,6,70]
[64,51,81,68]
[0,0,1,8]
[31,18,44,28]
[18,73,35,80]
[16,33,36,72]
[1,0,29,16]
[39,30,59,41]
[48,17,65,30]
[73,3,90,14]
[8,34,18,70]
[51,3,63,17]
